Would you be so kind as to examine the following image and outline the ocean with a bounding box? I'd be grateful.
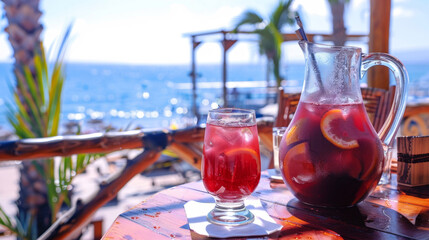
[0,62,428,133]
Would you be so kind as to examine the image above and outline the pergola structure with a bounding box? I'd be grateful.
[187,0,391,118]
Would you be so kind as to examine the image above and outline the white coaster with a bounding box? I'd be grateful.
[184,198,283,238]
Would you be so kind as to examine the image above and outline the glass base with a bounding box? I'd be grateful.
[378,170,391,185]
[207,200,254,226]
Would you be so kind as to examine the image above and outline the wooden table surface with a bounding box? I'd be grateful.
[102,172,429,240]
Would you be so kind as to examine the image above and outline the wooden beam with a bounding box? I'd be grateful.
[368,0,391,90]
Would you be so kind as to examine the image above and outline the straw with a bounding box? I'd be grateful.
[295,16,308,41]
[295,15,325,93]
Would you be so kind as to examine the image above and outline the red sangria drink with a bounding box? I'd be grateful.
[202,108,261,226]
[279,101,384,207]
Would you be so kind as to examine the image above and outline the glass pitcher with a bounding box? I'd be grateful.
[279,41,408,207]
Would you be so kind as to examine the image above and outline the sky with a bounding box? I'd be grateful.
[0,0,428,65]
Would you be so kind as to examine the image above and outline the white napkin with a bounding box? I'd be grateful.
[184,198,283,238]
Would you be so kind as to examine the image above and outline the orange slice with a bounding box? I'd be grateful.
[282,142,315,184]
[320,109,359,149]
[225,147,260,182]
[285,119,307,145]
[225,147,259,161]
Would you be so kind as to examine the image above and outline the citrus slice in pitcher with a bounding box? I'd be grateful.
[320,109,359,149]
[283,142,315,184]
[285,119,308,145]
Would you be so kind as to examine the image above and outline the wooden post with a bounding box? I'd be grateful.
[222,32,228,107]
[368,0,391,90]
[221,32,237,107]
[191,36,201,119]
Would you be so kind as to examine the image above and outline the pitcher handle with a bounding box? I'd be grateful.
[361,53,409,146]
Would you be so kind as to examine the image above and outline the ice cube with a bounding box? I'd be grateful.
[242,127,255,144]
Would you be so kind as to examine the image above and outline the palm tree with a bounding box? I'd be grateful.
[1,0,50,237]
[233,0,295,87]
[2,0,43,72]
[327,0,350,46]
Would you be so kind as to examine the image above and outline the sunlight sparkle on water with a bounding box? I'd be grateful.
[136,111,144,118]
[110,109,117,117]
[175,107,184,114]
[142,92,150,99]
[164,109,173,118]
[170,98,178,105]
[202,99,210,106]
[68,113,85,120]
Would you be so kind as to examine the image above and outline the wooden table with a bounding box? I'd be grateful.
[103,172,429,239]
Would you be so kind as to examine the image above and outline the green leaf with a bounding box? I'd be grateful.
[47,65,63,135]
[76,154,84,172]
[33,54,45,106]
[55,24,73,64]
[39,42,49,103]
[23,66,42,109]
[12,93,31,124]
[16,116,36,138]
[0,206,19,235]
[14,83,44,137]
[50,75,64,136]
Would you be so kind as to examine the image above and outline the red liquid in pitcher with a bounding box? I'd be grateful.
[202,123,261,201]
[279,101,384,207]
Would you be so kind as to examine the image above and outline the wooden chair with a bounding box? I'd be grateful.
[275,86,395,132]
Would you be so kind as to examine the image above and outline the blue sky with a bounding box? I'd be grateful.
[0,0,428,64]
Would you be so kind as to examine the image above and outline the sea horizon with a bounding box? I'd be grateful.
[0,61,428,135]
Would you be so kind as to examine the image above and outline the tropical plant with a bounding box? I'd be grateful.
[233,0,295,87]
[1,0,47,237]
[0,26,98,239]
[327,0,350,46]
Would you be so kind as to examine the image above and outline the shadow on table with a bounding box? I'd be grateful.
[286,198,428,239]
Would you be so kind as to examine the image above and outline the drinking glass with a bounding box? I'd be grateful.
[379,136,398,184]
[273,127,287,172]
[202,108,261,226]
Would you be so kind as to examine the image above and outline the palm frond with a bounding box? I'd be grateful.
[22,66,42,108]
[233,11,264,32]
[55,24,72,64]
[38,42,49,100]
[267,22,283,58]
[0,206,20,236]
[47,67,64,136]
[232,0,295,87]
[271,0,295,30]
